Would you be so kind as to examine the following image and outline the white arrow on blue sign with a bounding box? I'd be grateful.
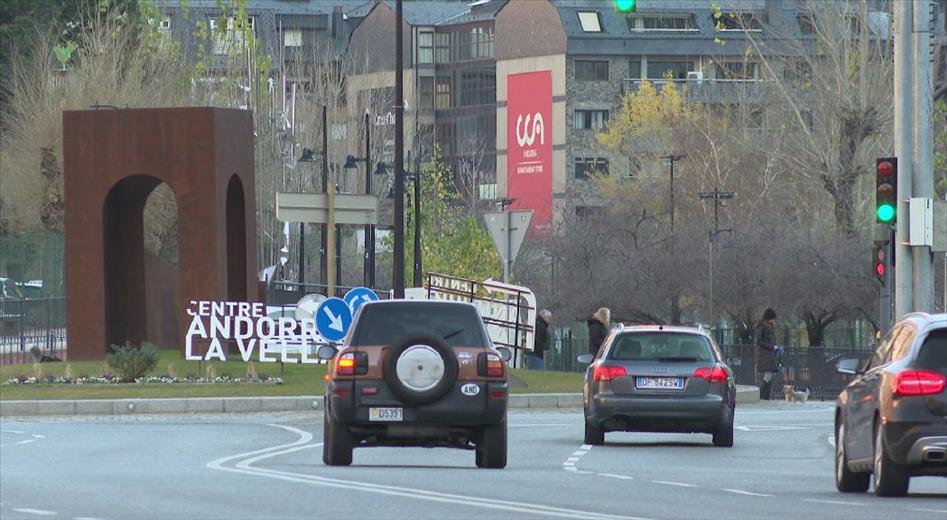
[315,297,353,342]
[344,286,379,316]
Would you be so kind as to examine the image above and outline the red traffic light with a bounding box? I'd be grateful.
[877,160,894,177]
[875,262,886,278]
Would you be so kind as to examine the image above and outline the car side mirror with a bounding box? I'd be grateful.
[495,347,512,362]
[836,357,862,375]
[316,344,338,361]
[576,353,594,365]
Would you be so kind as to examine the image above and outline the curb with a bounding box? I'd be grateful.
[0,386,759,417]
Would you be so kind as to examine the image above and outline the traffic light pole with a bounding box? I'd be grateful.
[912,0,934,312]
[894,0,914,318]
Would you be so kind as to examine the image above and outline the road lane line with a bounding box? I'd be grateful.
[214,426,649,520]
[571,451,586,457]
[564,466,578,472]
[16,439,37,445]
[579,445,592,450]
[0,430,25,434]
[509,424,570,428]
[652,481,697,488]
[12,508,57,516]
[74,517,106,520]
[206,423,313,471]
[802,499,864,506]
[566,457,580,463]
[909,509,947,514]
[827,435,835,448]
[32,434,45,439]
[599,473,633,480]
[722,489,772,497]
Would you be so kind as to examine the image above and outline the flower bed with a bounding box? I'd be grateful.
[4,374,284,385]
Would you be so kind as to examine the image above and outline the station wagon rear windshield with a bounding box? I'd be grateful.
[916,330,946,371]
[351,302,489,347]
[608,333,714,362]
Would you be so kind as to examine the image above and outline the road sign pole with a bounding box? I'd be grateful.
[504,210,512,283]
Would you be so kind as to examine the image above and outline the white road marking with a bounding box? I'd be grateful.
[566,457,580,463]
[0,430,25,434]
[509,424,570,428]
[579,445,592,450]
[563,461,575,466]
[74,517,107,520]
[211,425,647,520]
[598,473,634,480]
[32,434,45,439]
[571,450,587,457]
[652,481,697,488]
[827,435,836,448]
[722,489,773,497]
[564,466,578,472]
[909,509,947,514]
[16,439,37,445]
[12,508,57,516]
[802,499,864,506]
[735,425,810,432]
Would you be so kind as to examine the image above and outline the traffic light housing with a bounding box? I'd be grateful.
[875,157,897,224]
[614,0,636,13]
[872,243,887,284]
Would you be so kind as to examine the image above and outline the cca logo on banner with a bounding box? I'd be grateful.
[515,113,545,147]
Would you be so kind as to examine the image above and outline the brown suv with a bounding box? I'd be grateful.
[321,300,510,468]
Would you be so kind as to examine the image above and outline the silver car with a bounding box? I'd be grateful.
[578,325,736,447]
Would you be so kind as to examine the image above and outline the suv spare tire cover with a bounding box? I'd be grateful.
[384,334,459,405]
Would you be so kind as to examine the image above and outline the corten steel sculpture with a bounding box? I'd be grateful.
[62,107,257,360]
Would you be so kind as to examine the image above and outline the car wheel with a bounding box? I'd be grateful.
[835,422,869,492]
[712,406,734,448]
[323,411,353,466]
[584,418,605,446]
[873,423,909,497]
[383,334,458,406]
[476,419,507,469]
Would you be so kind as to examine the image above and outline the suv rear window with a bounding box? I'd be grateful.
[608,333,714,362]
[915,329,947,371]
[351,302,489,347]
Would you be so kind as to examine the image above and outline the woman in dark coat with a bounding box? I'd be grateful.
[755,308,778,400]
[587,307,610,356]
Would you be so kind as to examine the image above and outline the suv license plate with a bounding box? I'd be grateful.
[369,407,403,422]
[636,377,684,390]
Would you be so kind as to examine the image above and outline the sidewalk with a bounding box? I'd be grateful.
[0,385,760,417]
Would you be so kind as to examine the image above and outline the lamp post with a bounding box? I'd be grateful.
[659,153,685,238]
[392,0,406,298]
[698,188,735,330]
[344,112,376,288]
[295,106,328,296]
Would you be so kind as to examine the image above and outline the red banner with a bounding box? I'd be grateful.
[507,71,552,238]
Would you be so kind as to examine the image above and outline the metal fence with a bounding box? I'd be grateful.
[542,332,867,401]
[0,298,67,365]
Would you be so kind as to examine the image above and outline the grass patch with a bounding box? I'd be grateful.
[0,350,583,400]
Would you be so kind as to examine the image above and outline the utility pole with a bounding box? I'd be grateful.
[392,0,405,298]
[913,0,934,312]
[895,0,914,318]
[363,112,375,289]
[320,105,329,290]
[660,154,685,239]
[412,151,422,287]
[699,188,735,327]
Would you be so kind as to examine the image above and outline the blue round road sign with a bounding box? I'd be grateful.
[316,297,353,342]
[344,286,379,315]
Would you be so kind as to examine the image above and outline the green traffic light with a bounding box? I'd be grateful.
[877,204,895,223]
[615,0,636,13]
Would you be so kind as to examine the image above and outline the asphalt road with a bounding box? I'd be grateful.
[1,402,944,520]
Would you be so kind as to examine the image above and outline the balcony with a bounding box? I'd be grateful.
[621,78,772,105]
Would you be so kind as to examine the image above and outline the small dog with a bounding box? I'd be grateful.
[783,385,810,403]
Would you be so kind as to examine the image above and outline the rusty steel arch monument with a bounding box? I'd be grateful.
[62,107,257,360]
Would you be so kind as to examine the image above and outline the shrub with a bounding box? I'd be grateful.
[106,342,159,382]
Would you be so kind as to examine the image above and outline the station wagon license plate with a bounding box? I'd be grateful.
[636,377,684,390]
[369,407,403,421]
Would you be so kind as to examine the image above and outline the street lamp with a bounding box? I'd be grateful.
[393,0,405,298]
[296,106,330,295]
[659,153,685,238]
[698,188,735,333]
[343,113,375,288]
[375,152,423,288]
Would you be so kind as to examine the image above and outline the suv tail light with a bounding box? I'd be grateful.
[478,352,505,378]
[593,365,627,382]
[892,370,946,396]
[334,351,368,376]
[693,366,728,384]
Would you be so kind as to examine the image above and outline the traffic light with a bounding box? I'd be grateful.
[872,243,887,283]
[614,0,636,13]
[875,157,897,224]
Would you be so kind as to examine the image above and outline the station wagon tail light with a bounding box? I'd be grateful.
[892,370,946,396]
[593,365,627,382]
[334,351,368,377]
[478,352,505,378]
[693,366,728,384]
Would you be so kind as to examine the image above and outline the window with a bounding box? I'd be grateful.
[578,11,602,32]
[210,16,255,55]
[418,76,434,110]
[574,109,609,130]
[443,26,494,63]
[435,32,449,63]
[159,15,171,32]
[418,31,434,64]
[715,61,758,80]
[458,70,495,106]
[628,60,641,79]
[628,14,698,31]
[797,13,816,35]
[574,157,609,179]
[435,75,452,109]
[717,12,763,31]
[782,59,812,83]
[575,206,606,218]
[284,29,302,47]
[575,60,609,81]
[647,61,692,80]
[330,122,347,141]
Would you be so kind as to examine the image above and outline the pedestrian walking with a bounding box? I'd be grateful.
[587,307,610,356]
[528,310,552,370]
[755,307,779,400]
